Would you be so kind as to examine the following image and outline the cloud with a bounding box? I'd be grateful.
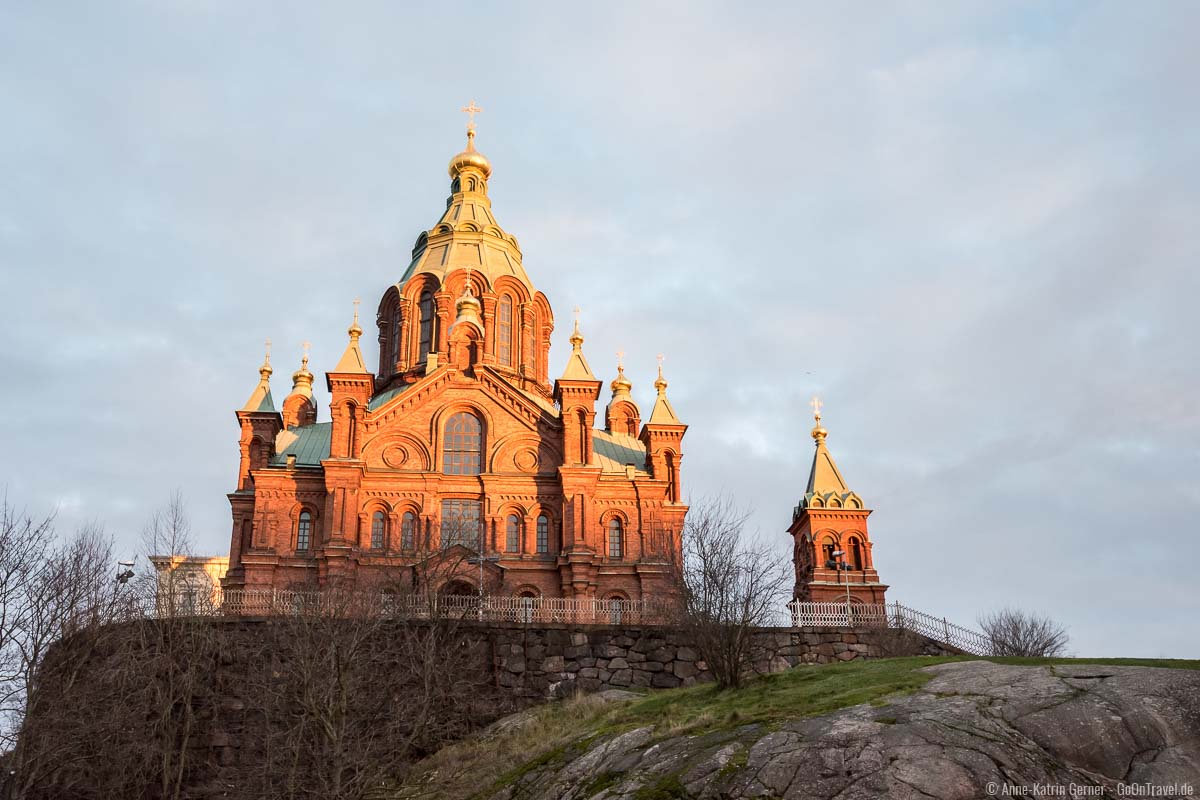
[0,1,1196,656]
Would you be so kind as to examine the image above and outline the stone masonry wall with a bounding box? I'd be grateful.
[486,624,960,698]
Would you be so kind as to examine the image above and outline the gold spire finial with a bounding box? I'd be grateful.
[616,350,625,371]
[464,267,475,295]
[654,353,667,393]
[810,395,828,444]
[570,305,583,348]
[260,338,273,378]
[348,298,363,340]
[292,341,314,396]
[301,340,311,369]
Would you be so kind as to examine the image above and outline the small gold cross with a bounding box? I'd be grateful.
[264,338,272,362]
[616,350,625,369]
[810,395,823,422]
[461,100,483,133]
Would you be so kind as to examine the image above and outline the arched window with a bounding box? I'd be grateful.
[607,518,623,559]
[536,515,549,554]
[665,452,678,503]
[297,511,312,551]
[850,537,863,571]
[443,412,482,475]
[505,515,520,553]
[497,294,514,366]
[371,511,386,550]
[822,537,837,569]
[418,290,434,360]
[388,305,401,372]
[401,511,417,551]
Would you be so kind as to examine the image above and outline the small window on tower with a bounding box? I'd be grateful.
[822,539,837,569]
[536,515,549,554]
[418,291,434,360]
[497,294,514,366]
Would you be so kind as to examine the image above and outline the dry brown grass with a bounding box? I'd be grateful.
[392,692,628,800]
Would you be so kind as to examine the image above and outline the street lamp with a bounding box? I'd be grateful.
[467,553,502,620]
[116,559,135,586]
[831,549,851,625]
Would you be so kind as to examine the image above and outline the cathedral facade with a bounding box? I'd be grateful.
[222,126,686,601]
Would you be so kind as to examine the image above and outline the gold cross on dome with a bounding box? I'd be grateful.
[573,305,581,322]
[264,338,272,362]
[810,395,823,422]
[656,353,664,369]
[616,350,625,369]
[461,100,483,133]
[352,297,361,323]
[301,340,311,366]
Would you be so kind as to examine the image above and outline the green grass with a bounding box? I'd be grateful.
[598,656,950,737]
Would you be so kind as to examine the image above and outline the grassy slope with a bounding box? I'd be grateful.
[395,655,1200,799]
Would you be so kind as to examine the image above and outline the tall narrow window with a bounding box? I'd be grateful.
[607,518,623,559]
[371,511,386,550]
[418,290,434,360]
[497,294,514,366]
[536,515,549,554]
[443,412,482,475]
[822,539,837,569]
[505,515,520,553]
[401,511,416,551]
[297,511,312,551]
[850,538,863,571]
[389,305,401,371]
[440,499,481,550]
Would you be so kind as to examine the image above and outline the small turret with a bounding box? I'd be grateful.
[554,308,602,466]
[604,351,641,436]
[234,340,284,491]
[282,343,317,429]
[639,355,686,502]
[327,301,374,460]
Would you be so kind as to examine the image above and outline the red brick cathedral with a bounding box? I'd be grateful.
[788,400,888,605]
[222,125,687,601]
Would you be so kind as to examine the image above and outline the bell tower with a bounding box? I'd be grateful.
[788,398,887,604]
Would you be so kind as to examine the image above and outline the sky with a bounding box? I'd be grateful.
[1,2,1197,658]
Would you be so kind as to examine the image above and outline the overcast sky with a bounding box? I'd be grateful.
[2,2,1197,657]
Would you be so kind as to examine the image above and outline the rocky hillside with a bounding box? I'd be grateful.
[401,657,1200,799]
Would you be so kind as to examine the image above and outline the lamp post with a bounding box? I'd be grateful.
[468,553,502,621]
[831,549,851,626]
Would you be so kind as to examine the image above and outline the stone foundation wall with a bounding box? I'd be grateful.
[486,624,959,697]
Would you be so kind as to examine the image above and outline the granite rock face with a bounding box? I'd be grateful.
[488,661,1200,799]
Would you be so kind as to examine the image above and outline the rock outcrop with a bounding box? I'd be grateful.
[489,661,1200,799]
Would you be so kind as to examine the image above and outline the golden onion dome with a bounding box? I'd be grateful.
[448,130,492,179]
[611,365,633,397]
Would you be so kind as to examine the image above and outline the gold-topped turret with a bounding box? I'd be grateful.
[291,342,314,400]
[241,339,277,413]
[448,101,492,179]
[647,354,682,425]
[559,306,597,381]
[332,300,370,374]
[611,351,633,398]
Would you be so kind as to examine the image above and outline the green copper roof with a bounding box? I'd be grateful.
[592,430,648,474]
[368,383,412,411]
[270,422,331,467]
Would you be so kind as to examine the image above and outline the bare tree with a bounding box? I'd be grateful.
[979,607,1070,657]
[0,495,134,800]
[241,584,504,800]
[669,495,790,689]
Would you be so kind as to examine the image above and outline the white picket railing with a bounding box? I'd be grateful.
[154,590,990,655]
